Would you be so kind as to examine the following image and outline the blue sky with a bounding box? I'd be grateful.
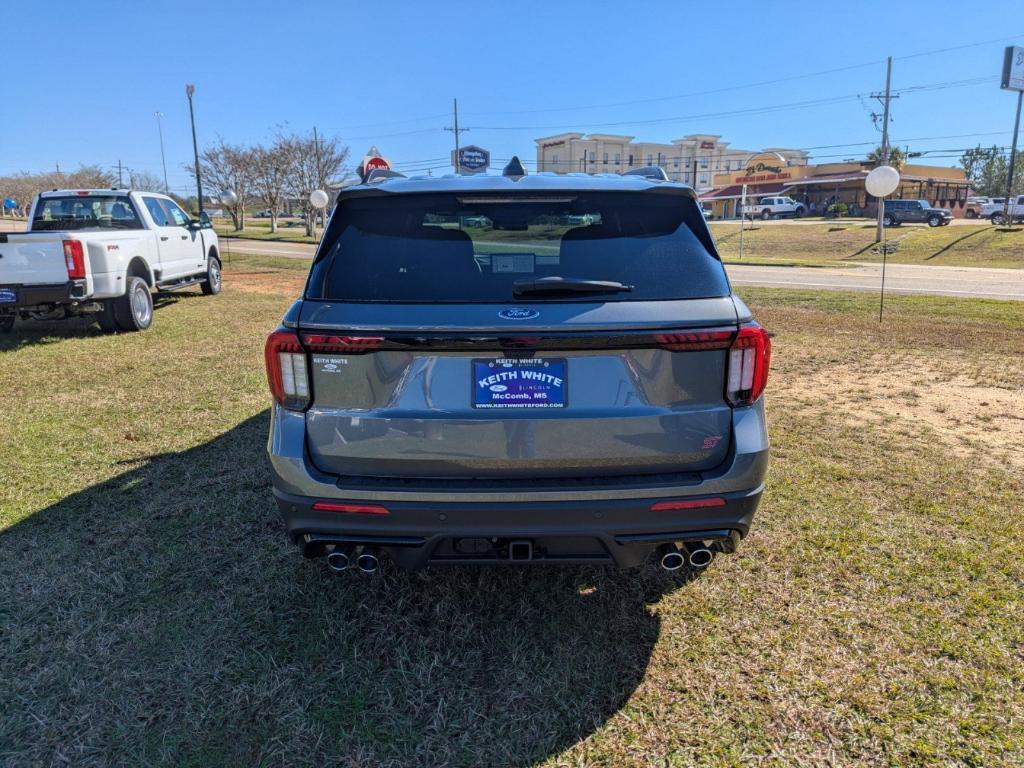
[3,1,1021,194]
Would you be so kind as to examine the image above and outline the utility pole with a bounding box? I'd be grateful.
[871,56,897,243]
[313,126,322,229]
[185,84,203,216]
[154,111,169,194]
[444,98,469,173]
[117,160,124,188]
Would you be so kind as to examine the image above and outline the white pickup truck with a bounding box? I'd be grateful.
[0,189,221,332]
[743,195,806,220]
[988,195,1024,225]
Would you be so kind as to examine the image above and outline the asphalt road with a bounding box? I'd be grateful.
[224,237,1024,301]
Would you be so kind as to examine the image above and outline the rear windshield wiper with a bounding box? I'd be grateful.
[512,277,634,297]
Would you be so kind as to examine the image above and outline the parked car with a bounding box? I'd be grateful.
[965,196,993,218]
[882,199,953,227]
[0,190,220,332]
[743,196,806,220]
[264,166,771,573]
[989,195,1024,225]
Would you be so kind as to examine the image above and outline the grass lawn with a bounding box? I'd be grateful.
[712,221,1024,269]
[215,217,320,244]
[1,257,1022,766]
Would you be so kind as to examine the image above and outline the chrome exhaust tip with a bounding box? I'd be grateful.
[687,547,714,568]
[326,546,353,572]
[356,551,380,574]
[658,544,686,571]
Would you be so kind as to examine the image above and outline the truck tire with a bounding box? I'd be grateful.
[0,315,14,333]
[965,209,977,219]
[927,215,942,227]
[113,277,153,332]
[882,213,896,227]
[201,254,222,295]
[761,209,772,220]
[991,212,1006,226]
[794,206,805,218]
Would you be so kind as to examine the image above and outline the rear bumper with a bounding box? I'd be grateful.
[267,400,770,568]
[0,281,83,310]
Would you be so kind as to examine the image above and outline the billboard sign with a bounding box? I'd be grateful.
[453,145,490,174]
[1002,46,1024,92]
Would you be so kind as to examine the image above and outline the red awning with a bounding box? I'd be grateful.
[700,182,786,200]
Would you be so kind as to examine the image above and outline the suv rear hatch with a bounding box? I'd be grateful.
[283,184,751,480]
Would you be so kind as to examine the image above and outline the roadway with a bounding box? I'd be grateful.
[223,237,1024,301]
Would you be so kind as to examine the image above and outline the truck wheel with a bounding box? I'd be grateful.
[113,277,153,331]
[201,255,222,295]
[882,214,895,227]
[794,206,805,218]
[0,315,14,333]
[991,212,1006,226]
[761,209,772,220]
[965,209,977,219]
[927,215,942,227]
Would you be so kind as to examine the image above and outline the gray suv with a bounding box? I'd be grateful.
[265,163,771,573]
[882,199,953,227]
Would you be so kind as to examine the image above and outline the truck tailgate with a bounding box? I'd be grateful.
[0,234,69,284]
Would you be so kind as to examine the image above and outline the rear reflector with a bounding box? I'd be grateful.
[650,497,727,512]
[726,325,771,407]
[311,501,390,515]
[264,329,310,410]
[302,334,384,353]
[62,240,85,279]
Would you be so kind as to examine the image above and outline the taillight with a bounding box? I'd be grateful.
[726,325,771,407]
[265,329,310,410]
[301,334,384,353]
[311,501,390,515]
[654,329,735,351]
[62,240,85,279]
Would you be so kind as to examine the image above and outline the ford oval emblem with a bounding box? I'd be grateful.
[498,307,539,321]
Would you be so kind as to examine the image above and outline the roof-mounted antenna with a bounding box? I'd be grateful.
[503,156,527,179]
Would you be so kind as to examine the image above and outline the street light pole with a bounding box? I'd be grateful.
[154,111,169,195]
[185,84,203,216]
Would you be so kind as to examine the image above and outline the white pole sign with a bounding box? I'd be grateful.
[1002,46,1024,92]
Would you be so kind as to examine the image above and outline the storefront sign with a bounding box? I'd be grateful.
[454,145,490,174]
[732,152,791,184]
[699,141,715,149]
[542,140,565,149]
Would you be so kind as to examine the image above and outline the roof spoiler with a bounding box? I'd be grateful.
[622,166,669,181]
[365,168,406,184]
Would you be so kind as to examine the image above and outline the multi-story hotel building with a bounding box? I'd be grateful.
[534,133,808,192]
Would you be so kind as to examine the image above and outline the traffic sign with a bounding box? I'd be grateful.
[1002,46,1024,92]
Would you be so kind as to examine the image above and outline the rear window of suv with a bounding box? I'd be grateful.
[307,191,729,303]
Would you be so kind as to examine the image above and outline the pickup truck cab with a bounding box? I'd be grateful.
[882,199,953,227]
[743,196,805,220]
[0,189,221,332]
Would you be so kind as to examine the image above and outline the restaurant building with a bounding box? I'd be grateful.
[699,151,971,218]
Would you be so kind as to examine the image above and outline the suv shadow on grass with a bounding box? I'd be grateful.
[0,412,699,767]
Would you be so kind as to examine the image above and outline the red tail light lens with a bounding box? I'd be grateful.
[301,334,384,353]
[62,240,85,279]
[654,329,734,351]
[311,501,390,515]
[726,325,771,406]
[265,329,310,410]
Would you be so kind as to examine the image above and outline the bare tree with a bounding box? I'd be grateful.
[191,140,256,231]
[251,140,291,233]
[127,170,166,193]
[280,130,350,236]
[0,165,116,217]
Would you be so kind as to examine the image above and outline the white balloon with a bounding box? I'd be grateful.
[309,189,329,209]
[221,190,238,206]
[865,165,900,198]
